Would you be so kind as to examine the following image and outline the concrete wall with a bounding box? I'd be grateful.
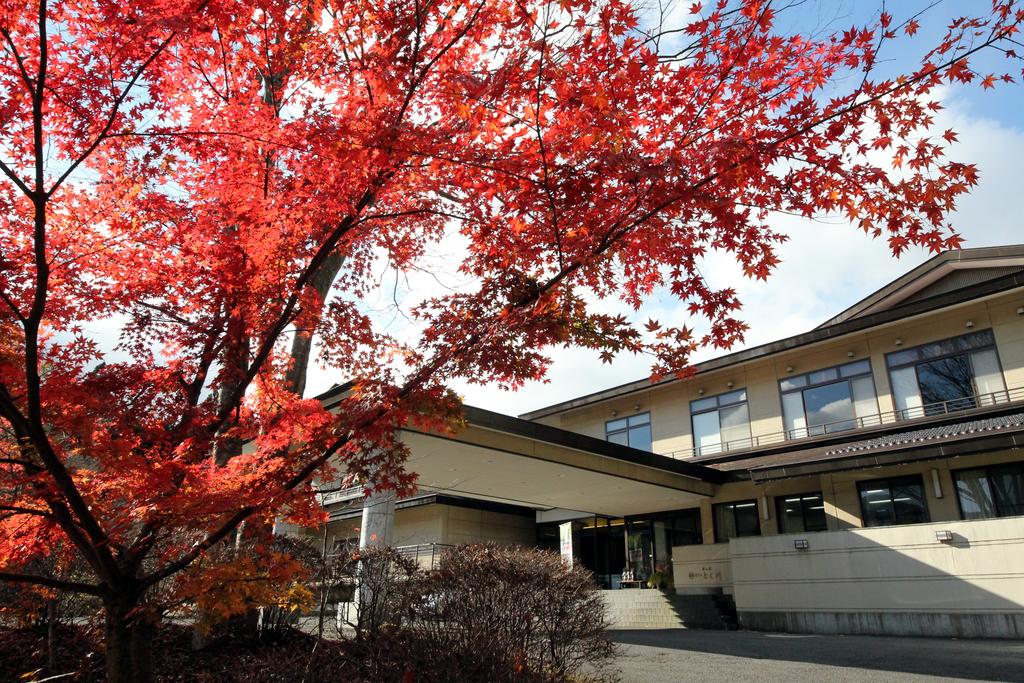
[437,504,535,546]
[326,501,535,550]
[695,516,1024,638]
[325,503,445,550]
[541,290,1024,460]
[673,543,733,594]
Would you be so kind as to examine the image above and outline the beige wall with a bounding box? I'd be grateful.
[541,290,1024,460]
[728,516,1024,637]
[694,450,1024,541]
[673,543,733,594]
[730,516,1024,614]
[325,504,445,550]
[325,502,535,550]
[671,449,1024,636]
[437,504,535,546]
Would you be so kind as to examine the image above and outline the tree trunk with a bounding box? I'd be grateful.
[104,593,153,683]
[284,251,345,397]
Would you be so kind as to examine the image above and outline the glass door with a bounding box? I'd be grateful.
[626,519,654,584]
[624,508,703,589]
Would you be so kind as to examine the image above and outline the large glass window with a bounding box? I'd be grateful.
[690,389,751,456]
[776,492,828,533]
[954,462,1024,519]
[857,475,930,527]
[886,330,1007,419]
[713,499,761,542]
[780,359,880,439]
[605,412,652,451]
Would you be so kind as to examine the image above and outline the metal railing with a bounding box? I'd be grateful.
[319,486,365,506]
[666,385,1024,460]
[395,542,455,569]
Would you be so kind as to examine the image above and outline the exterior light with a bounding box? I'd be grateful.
[1017,306,1024,315]
[847,351,855,358]
[935,530,953,543]
[633,404,641,411]
[697,388,705,396]
[931,468,943,499]
[610,410,618,417]
[785,365,794,373]
[727,381,734,389]
[794,539,809,550]
[965,320,975,329]
[894,338,903,347]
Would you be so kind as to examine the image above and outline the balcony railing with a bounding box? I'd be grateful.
[395,542,455,569]
[327,542,454,571]
[319,486,365,506]
[666,384,1024,460]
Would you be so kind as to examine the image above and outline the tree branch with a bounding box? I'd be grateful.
[0,571,104,595]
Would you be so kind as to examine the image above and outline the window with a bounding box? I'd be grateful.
[690,389,751,456]
[776,492,828,533]
[857,475,930,527]
[954,462,1024,519]
[780,359,880,439]
[886,330,1007,420]
[605,412,652,451]
[713,500,761,542]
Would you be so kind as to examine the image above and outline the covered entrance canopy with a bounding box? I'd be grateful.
[398,406,723,518]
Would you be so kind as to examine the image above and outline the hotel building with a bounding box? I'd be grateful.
[311,244,1024,638]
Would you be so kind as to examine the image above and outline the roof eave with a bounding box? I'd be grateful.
[519,267,1024,420]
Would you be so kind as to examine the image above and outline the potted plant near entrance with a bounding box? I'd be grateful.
[646,563,674,591]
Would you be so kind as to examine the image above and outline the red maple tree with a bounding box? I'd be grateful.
[0,0,1020,679]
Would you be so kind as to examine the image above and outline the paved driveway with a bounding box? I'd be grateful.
[608,630,1024,683]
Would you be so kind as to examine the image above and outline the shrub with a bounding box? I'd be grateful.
[347,543,617,682]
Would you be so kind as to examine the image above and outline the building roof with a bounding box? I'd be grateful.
[520,245,1024,420]
[815,244,1024,328]
[820,412,1024,457]
[714,410,1024,482]
[314,383,728,486]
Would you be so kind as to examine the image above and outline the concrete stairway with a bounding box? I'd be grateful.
[602,590,738,630]
[602,589,687,629]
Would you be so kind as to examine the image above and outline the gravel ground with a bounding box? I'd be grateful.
[608,629,1024,683]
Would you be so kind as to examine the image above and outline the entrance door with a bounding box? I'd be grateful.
[626,519,655,583]
[625,508,703,588]
[536,516,626,588]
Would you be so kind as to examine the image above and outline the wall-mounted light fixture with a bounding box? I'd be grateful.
[1017,306,1024,315]
[931,468,943,499]
[794,539,809,550]
[727,381,735,389]
[761,495,769,521]
[633,404,641,412]
[935,530,953,543]
[894,338,903,347]
[610,410,618,417]
[697,388,705,396]
[847,351,856,358]
[965,320,975,329]
[785,365,794,373]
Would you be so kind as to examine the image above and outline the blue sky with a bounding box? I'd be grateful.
[431,0,1024,416]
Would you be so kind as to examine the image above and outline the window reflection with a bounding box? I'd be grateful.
[857,475,930,527]
[954,462,1024,519]
[780,360,879,439]
[605,412,652,451]
[886,330,1007,419]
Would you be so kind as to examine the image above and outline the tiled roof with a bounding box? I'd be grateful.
[822,412,1024,457]
[711,409,1024,475]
